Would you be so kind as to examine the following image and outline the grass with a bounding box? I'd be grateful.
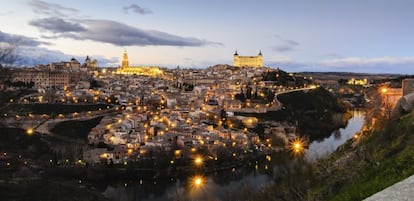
[324,112,414,200]
[250,111,414,201]
[0,89,36,105]
[328,148,414,201]
[50,116,103,140]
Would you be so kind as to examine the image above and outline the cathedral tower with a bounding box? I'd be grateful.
[122,49,129,68]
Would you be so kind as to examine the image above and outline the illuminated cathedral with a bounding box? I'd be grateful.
[116,49,164,77]
[233,50,263,67]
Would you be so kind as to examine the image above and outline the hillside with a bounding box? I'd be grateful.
[237,87,348,141]
[246,110,414,201]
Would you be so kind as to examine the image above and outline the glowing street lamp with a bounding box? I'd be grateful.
[194,156,203,166]
[289,138,306,155]
[191,175,205,189]
[26,128,34,135]
[381,87,388,94]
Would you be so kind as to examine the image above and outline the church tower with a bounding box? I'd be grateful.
[122,49,129,68]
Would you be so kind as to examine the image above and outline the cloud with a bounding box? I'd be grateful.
[0,31,117,67]
[29,18,87,33]
[28,0,79,17]
[30,17,222,47]
[320,56,414,67]
[0,31,50,46]
[123,4,152,15]
[15,46,118,67]
[0,11,13,16]
[264,55,414,74]
[272,35,299,52]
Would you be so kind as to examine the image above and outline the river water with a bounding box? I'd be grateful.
[102,110,365,201]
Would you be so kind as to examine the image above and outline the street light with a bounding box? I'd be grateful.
[191,175,205,189]
[194,156,203,166]
[381,87,388,94]
[26,128,34,135]
[289,138,306,155]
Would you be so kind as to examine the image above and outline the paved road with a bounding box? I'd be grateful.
[364,174,414,201]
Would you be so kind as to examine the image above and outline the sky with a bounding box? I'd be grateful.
[0,0,413,74]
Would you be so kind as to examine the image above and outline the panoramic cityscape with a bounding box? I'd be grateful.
[1,1,414,201]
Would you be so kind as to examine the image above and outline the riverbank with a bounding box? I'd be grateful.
[248,109,414,201]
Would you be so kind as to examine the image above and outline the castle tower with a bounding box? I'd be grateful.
[233,50,239,67]
[122,49,129,68]
[257,50,263,67]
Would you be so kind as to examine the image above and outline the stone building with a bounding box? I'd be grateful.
[233,50,263,67]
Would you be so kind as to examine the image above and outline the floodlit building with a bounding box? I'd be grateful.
[116,49,164,77]
[233,50,263,67]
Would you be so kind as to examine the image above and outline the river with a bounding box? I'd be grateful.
[102,110,365,201]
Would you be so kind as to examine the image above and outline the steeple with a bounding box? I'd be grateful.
[258,50,262,56]
[122,49,129,68]
[234,50,238,56]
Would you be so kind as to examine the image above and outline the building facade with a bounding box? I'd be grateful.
[12,70,70,89]
[233,50,263,67]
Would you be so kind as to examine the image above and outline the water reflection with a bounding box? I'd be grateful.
[305,110,365,161]
[102,163,273,201]
[101,110,365,201]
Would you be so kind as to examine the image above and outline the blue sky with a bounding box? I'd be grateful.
[0,0,413,74]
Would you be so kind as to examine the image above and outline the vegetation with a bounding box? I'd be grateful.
[51,116,104,140]
[0,180,110,201]
[245,110,414,201]
[0,103,111,115]
[0,89,37,105]
[322,112,414,201]
[237,87,348,140]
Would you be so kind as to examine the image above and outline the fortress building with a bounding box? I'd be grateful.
[116,49,163,77]
[233,50,263,67]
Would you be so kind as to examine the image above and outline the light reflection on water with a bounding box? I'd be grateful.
[103,167,272,201]
[102,110,365,201]
[305,110,365,161]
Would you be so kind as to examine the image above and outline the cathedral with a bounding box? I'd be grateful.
[116,49,163,77]
[233,50,263,67]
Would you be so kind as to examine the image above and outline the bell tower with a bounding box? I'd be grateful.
[122,49,129,68]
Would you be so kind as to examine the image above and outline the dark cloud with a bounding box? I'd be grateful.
[0,31,50,46]
[123,4,152,15]
[29,18,86,33]
[28,0,78,17]
[272,35,299,52]
[29,17,222,47]
[14,46,119,67]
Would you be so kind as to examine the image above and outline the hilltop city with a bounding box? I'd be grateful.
[1,49,414,200]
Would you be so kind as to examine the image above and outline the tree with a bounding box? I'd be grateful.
[0,42,18,67]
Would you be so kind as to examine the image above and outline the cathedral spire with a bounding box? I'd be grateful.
[122,49,129,68]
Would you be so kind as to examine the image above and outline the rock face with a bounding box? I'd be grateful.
[363,174,414,201]
[392,93,414,119]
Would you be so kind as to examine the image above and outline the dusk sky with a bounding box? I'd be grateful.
[1,0,413,74]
